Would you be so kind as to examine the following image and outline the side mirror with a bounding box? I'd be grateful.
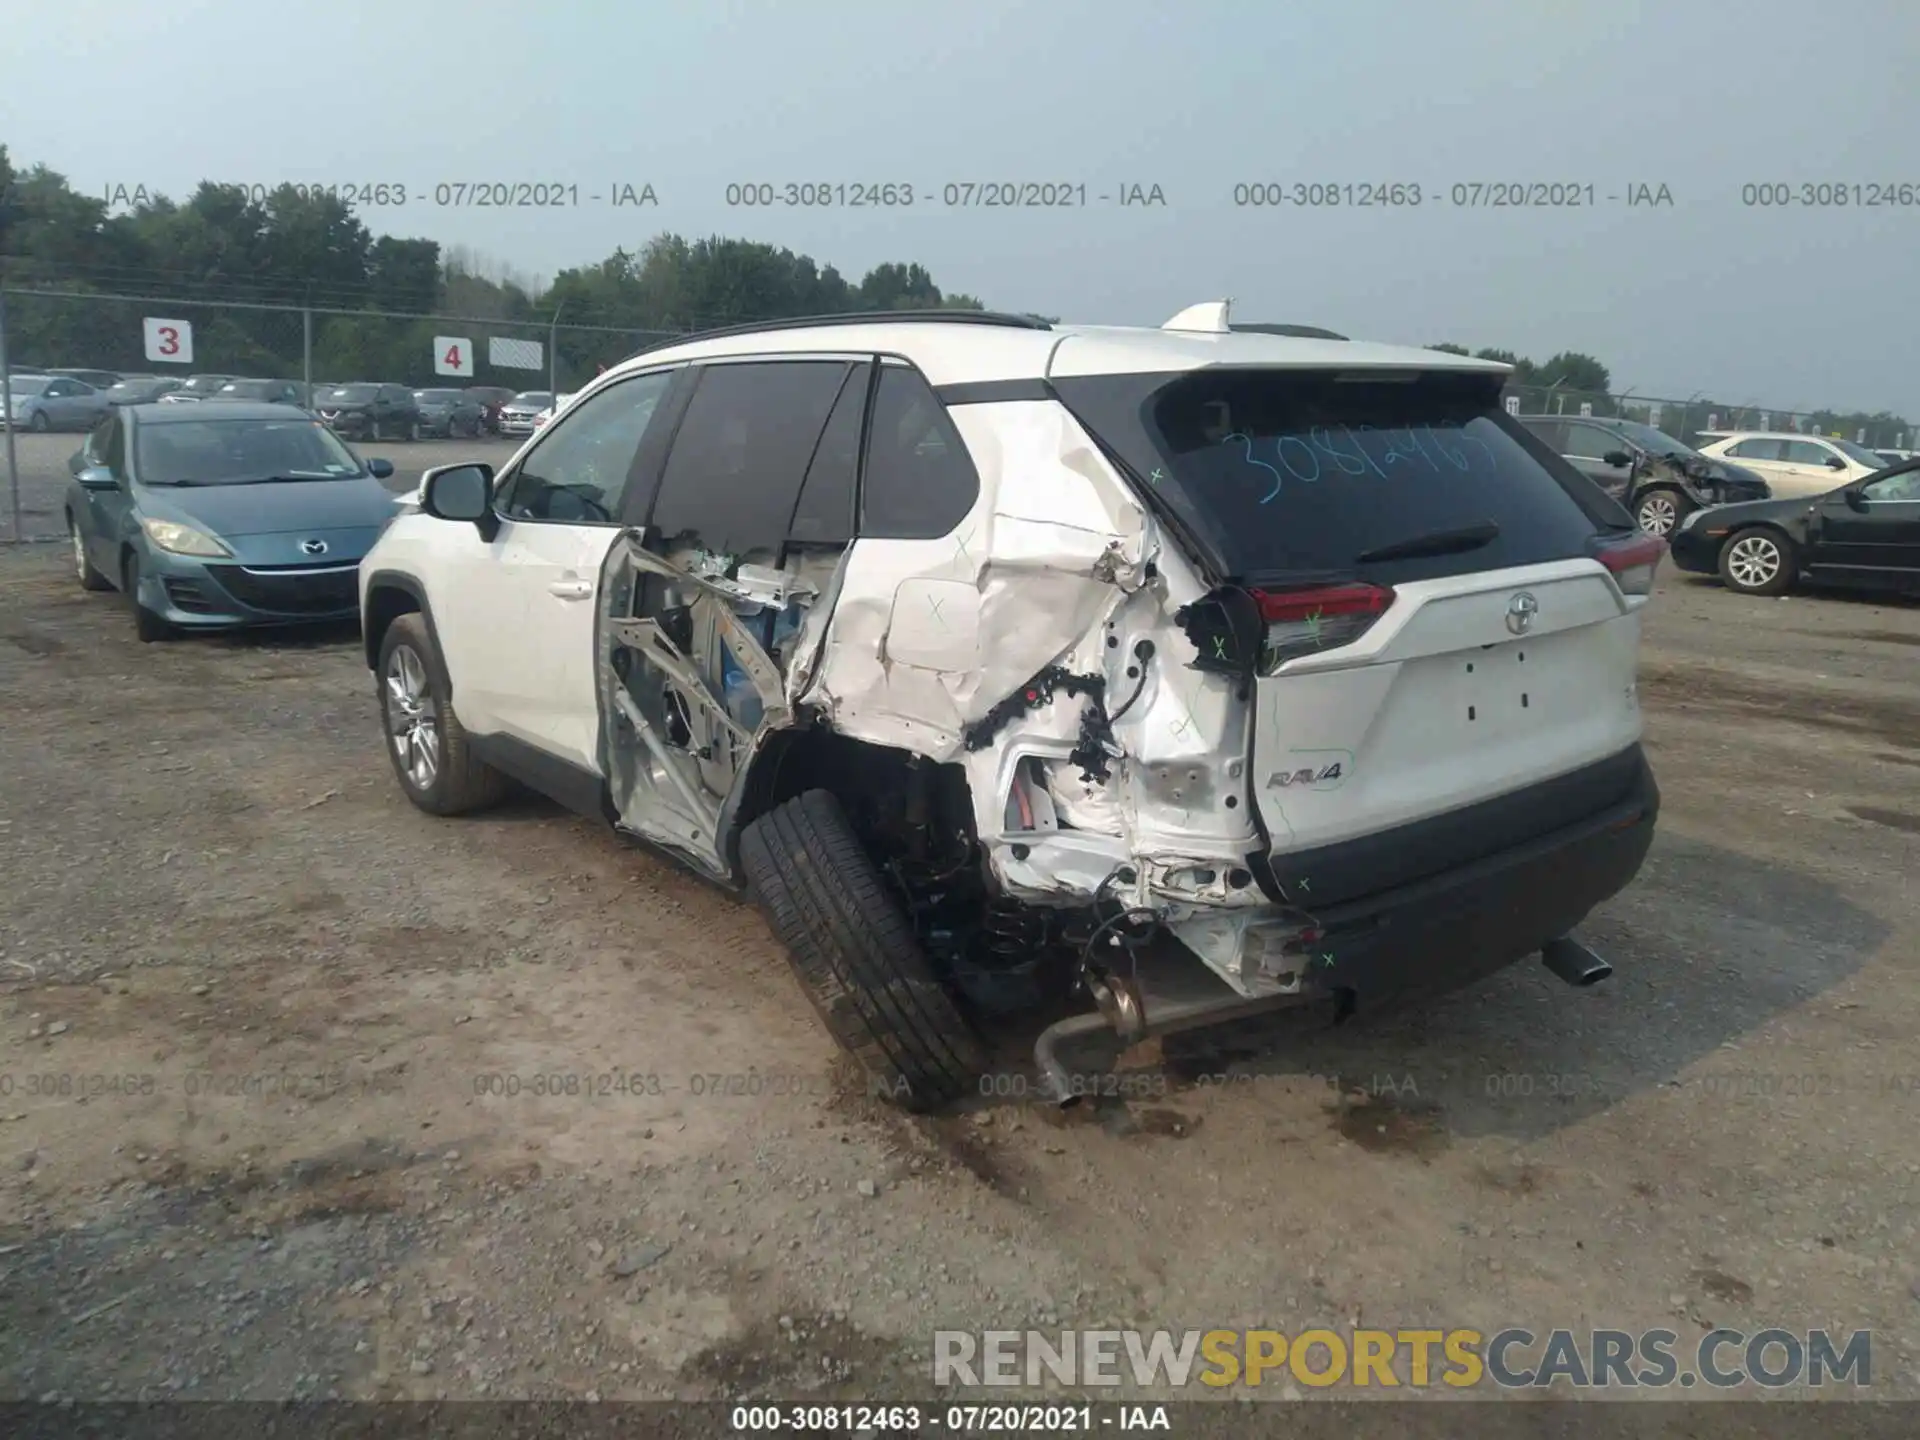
[365,458,395,479]
[68,450,86,476]
[76,464,118,491]
[1603,450,1634,468]
[1843,488,1868,511]
[421,462,496,536]
[1826,455,1848,469]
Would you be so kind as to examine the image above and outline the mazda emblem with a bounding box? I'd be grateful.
[301,539,329,556]
[1505,591,1539,635]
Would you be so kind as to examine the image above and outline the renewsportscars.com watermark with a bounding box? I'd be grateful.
[933,1327,1872,1390]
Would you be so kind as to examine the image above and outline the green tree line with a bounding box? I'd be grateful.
[0,146,985,389]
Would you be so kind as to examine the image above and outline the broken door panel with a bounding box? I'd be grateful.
[597,531,805,881]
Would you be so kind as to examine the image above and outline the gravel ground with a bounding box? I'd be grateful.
[1,541,1917,1409]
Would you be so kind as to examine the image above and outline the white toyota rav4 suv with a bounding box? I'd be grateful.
[359,302,1663,1110]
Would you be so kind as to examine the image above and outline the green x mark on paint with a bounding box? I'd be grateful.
[1297,877,1311,893]
[1211,634,1229,659]
[1149,467,1166,485]
[1319,952,1337,968]
[1302,608,1325,647]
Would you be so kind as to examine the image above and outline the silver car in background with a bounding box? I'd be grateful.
[2,374,113,431]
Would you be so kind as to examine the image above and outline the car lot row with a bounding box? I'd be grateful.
[2,366,567,441]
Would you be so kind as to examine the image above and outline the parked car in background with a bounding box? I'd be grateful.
[358,302,1661,1109]
[46,368,123,389]
[2,374,113,431]
[1669,455,1920,596]
[106,376,185,405]
[315,383,422,441]
[412,388,486,438]
[1695,432,1888,498]
[465,386,518,434]
[1875,448,1914,467]
[157,374,238,404]
[531,392,574,431]
[1519,414,1770,536]
[210,378,309,406]
[496,391,554,436]
[64,402,399,641]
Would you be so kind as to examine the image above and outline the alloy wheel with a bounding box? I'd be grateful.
[1637,493,1679,535]
[384,643,442,790]
[1725,534,1781,590]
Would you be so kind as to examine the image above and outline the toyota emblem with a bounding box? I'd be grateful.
[1505,591,1539,635]
[301,539,329,556]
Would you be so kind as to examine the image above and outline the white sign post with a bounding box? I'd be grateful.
[433,337,474,377]
[1578,401,1593,417]
[1648,404,1663,428]
[143,317,194,364]
[1503,395,1520,416]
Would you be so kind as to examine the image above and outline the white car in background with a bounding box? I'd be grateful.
[1696,431,1888,498]
[532,392,575,431]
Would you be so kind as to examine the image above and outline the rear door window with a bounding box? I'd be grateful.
[860,364,981,539]
[648,360,852,556]
[1053,368,1617,586]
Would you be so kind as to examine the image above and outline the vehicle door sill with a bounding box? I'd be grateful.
[466,733,616,824]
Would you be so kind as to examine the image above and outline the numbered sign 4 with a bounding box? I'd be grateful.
[144,317,195,365]
[434,337,475,378]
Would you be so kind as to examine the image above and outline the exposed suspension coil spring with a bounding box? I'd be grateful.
[978,898,1050,968]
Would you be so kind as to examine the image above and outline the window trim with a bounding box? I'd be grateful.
[490,364,684,528]
[780,359,875,557]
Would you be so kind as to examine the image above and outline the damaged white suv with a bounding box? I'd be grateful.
[359,302,1663,1110]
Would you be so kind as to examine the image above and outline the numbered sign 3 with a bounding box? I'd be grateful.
[434,337,475,378]
[144,317,194,365]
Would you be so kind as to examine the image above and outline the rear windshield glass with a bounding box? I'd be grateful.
[1052,368,1621,584]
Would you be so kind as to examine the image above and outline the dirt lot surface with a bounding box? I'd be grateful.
[1,538,1917,1409]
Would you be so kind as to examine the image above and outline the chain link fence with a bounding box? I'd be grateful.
[0,285,683,540]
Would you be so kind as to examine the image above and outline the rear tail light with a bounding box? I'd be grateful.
[1591,532,1665,597]
[1249,582,1395,670]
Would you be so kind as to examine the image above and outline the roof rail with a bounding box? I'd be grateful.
[626,308,1053,359]
[1231,323,1350,341]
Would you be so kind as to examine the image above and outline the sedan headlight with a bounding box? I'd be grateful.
[140,517,232,557]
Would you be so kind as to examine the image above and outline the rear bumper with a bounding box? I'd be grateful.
[1297,746,1658,1003]
[1180,746,1659,1004]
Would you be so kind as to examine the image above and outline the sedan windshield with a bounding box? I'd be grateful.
[323,385,380,403]
[136,418,366,486]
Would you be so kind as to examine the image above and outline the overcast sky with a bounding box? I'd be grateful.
[8,0,1917,416]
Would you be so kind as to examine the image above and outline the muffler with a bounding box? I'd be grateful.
[1541,935,1612,987]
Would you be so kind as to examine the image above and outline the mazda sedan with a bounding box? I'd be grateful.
[64,403,398,641]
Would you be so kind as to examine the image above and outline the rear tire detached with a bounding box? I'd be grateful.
[740,789,986,1111]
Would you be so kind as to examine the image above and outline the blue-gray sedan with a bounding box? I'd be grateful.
[64,402,399,641]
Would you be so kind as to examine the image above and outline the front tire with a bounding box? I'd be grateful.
[29,411,51,433]
[123,552,174,642]
[70,519,111,591]
[1719,527,1796,596]
[1634,486,1691,537]
[740,790,987,1111]
[377,613,510,815]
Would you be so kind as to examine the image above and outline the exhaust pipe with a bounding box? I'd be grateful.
[1541,935,1612,987]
